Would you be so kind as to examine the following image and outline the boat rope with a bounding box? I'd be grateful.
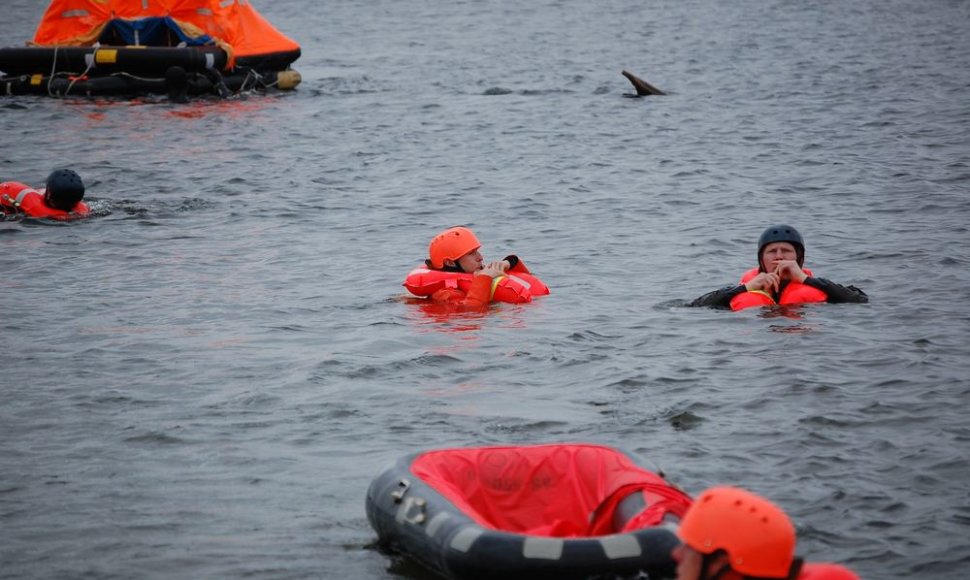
[62,48,99,97]
[46,46,58,97]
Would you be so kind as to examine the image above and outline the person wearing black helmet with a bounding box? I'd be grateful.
[1,169,91,221]
[689,225,868,311]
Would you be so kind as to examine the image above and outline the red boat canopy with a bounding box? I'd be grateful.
[30,0,299,64]
[411,443,693,537]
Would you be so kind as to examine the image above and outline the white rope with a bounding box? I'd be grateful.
[62,46,99,97]
[46,45,58,97]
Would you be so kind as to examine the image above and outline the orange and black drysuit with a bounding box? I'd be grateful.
[689,266,868,310]
[1,181,90,220]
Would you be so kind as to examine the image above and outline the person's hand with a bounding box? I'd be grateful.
[475,262,507,278]
[745,271,781,294]
[773,260,807,283]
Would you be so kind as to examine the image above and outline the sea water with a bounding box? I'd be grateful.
[2,0,969,578]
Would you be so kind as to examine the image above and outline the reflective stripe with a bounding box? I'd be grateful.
[507,273,531,290]
[449,526,483,553]
[15,188,33,204]
[522,537,563,560]
[425,511,451,538]
[61,10,89,18]
[748,289,775,302]
[599,534,641,559]
[490,275,505,299]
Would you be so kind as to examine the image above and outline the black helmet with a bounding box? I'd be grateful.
[45,169,85,211]
[758,224,804,270]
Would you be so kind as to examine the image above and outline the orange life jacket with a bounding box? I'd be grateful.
[730,267,827,311]
[0,181,90,221]
[403,267,549,304]
[798,562,860,580]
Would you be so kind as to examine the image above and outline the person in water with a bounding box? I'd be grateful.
[405,225,546,310]
[689,225,868,310]
[674,486,860,580]
[1,169,91,221]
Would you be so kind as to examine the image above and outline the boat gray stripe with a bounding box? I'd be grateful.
[600,534,642,559]
[425,512,450,538]
[522,537,563,560]
[449,526,483,553]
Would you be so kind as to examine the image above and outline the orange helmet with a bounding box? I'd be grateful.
[678,486,797,578]
[428,226,481,269]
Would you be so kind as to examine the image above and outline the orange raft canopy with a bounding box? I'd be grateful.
[0,0,301,98]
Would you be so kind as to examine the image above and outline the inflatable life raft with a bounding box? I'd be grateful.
[366,443,693,580]
[0,0,301,99]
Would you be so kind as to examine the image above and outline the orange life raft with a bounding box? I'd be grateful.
[0,0,301,98]
[366,443,691,580]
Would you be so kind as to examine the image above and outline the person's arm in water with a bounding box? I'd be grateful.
[688,283,747,309]
[775,261,868,304]
[803,277,869,303]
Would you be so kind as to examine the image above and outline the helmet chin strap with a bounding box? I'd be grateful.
[701,553,735,580]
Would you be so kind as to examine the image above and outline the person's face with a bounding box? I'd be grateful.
[761,241,798,271]
[455,248,483,272]
[672,544,705,580]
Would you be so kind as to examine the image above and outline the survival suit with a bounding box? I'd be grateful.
[689,266,868,310]
[1,181,90,221]
[403,255,549,310]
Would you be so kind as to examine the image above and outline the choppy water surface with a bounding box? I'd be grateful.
[2,0,969,578]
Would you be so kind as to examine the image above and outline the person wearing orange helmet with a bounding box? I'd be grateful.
[1,169,91,221]
[403,226,548,310]
[674,486,860,580]
[689,225,868,311]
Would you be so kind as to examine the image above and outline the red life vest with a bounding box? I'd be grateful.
[403,267,549,304]
[730,267,827,311]
[0,181,90,221]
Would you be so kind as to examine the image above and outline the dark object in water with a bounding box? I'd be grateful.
[621,70,665,96]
